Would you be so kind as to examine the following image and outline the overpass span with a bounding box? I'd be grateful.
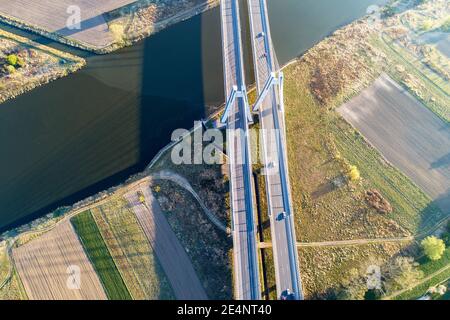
[247,0,303,300]
[220,0,261,300]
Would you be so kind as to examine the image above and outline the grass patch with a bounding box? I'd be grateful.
[298,242,409,299]
[71,211,131,300]
[372,34,450,122]
[261,248,277,300]
[91,198,174,300]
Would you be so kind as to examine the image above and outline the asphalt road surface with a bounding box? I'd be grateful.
[247,0,303,300]
[220,0,261,300]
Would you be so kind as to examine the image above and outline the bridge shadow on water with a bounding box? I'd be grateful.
[0,6,225,234]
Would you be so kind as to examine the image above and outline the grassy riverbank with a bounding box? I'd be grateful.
[281,0,449,298]
[0,0,219,54]
[0,29,85,104]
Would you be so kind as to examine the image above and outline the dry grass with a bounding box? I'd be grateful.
[107,0,218,46]
[154,179,232,299]
[298,242,411,299]
[0,29,84,104]
[280,2,448,298]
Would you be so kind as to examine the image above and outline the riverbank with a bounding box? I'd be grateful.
[0,29,85,104]
[0,0,219,54]
[280,0,449,299]
[106,0,220,53]
[0,120,231,300]
[1,0,448,300]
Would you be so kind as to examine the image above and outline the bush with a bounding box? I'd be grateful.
[4,65,15,74]
[441,18,450,32]
[346,164,360,182]
[421,236,446,261]
[421,20,434,31]
[5,54,24,69]
[6,54,18,66]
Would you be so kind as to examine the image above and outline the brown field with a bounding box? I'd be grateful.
[12,221,107,300]
[0,0,136,48]
[124,186,208,300]
[338,74,450,213]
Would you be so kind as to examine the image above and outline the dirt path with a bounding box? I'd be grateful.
[124,185,208,300]
[258,236,414,249]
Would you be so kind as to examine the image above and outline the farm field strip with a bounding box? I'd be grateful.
[338,74,450,214]
[124,186,208,300]
[12,220,107,300]
[91,197,174,300]
[71,210,131,300]
[0,0,136,48]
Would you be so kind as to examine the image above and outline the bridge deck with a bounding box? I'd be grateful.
[220,0,260,300]
[248,0,303,299]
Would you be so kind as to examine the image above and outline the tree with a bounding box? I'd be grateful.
[421,236,445,261]
[5,54,24,68]
[336,268,367,300]
[442,221,450,246]
[4,65,15,74]
[385,256,423,293]
[346,164,360,182]
[6,54,18,66]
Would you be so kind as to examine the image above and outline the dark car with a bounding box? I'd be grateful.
[281,289,295,300]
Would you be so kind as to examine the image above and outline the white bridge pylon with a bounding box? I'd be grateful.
[221,85,254,124]
[252,72,284,113]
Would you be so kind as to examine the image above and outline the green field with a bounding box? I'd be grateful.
[91,198,174,300]
[71,211,131,300]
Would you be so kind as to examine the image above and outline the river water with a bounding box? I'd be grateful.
[0,0,386,231]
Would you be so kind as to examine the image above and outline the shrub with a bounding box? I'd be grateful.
[421,20,434,31]
[346,164,361,182]
[6,54,18,66]
[421,236,446,261]
[443,222,450,246]
[4,65,15,74]
[441,18,450,32]
[109,23,125,43]
[138,194,146,204]
[385,256,423,293]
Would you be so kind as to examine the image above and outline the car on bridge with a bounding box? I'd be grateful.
[276,211,287,221]
[281,289,295,300]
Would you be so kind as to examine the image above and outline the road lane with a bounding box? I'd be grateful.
[220,0,261,300]
[247,0,303,300]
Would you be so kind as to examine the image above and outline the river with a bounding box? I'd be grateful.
[0,0,386,231]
